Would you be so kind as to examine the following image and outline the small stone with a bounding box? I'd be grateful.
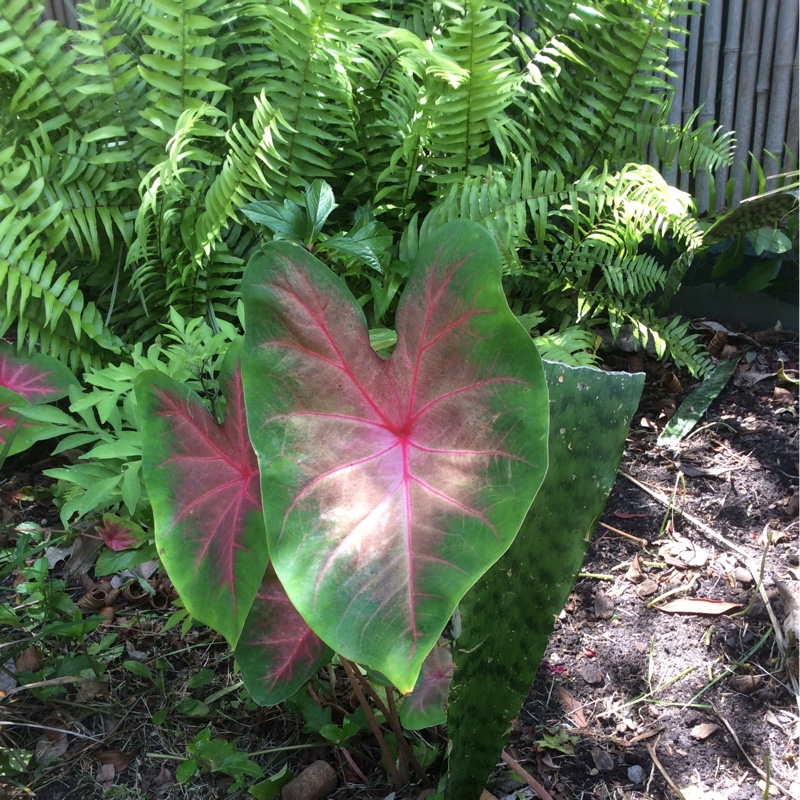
[627,764,645,784]
[593,592,615,619]
[578,663,605,686]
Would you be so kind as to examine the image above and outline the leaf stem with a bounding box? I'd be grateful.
[339,657,404,790]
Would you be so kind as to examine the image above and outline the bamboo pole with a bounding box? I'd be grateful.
[680,2,704,193]
[664,5,690,187]
[750,0,780,187]
[695,0,724,212]
[764,0,799,180]
[732,0,765,205]
[785,49,799,174]
[715,0,744,210]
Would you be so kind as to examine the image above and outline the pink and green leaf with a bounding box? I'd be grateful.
[0,344,79,457]
[0,387,34,457]
[135,343,268,647]
[398,639,453,730]
[241,219,549,692]
[0,342,78,402]
[235,564,332,706]
[97,513,147,552]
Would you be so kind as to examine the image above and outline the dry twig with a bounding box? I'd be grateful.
[500,750,555,800]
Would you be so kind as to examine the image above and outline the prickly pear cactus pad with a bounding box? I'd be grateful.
[444,362,644,800]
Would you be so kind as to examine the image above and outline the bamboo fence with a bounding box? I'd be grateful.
[33,0,800,212]
[663,0,798,211]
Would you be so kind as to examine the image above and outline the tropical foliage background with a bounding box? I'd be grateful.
[1,0,741,379]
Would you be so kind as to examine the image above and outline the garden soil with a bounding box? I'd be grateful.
[1,324,797,800]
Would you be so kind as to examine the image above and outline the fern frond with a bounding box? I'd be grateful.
[224,0,368,202]
[409,157,703,268]
[193,92,288,264]
[137,0,230,146]
[534,327,598,367]
[0,0,85,135]
[588,294,712,377]
[70,0,146,135]
[643,105,736,176]
[427,0,521,179]
[0,206,122,372]
[513,0,681,176]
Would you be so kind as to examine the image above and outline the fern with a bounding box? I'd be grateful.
[0,205,122,371]
[0,0,735,378]
[427,0,521,180]
[223,0,369,203]
[0,0,84,135]
[511,0,684,175]
[136,0,230,148]
[193,92,288,264]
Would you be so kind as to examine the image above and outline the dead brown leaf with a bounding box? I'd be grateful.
[773,386,795,406]
[556,685,587,728]
[625,554,644,584]
[689,722,720,740]
[657,598,741,615]
[14,645,41,673]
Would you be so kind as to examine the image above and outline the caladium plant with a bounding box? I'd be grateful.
[0,342,79,460]
[137,219,549,699]
[135,216,644,797]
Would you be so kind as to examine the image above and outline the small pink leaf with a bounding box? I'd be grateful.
[97,514,146,551]
[0,342,77,402]
[0,345,78,457]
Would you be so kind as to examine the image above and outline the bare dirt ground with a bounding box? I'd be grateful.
[1,325,797,800]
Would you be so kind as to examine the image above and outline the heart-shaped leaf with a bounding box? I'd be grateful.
[235,565,332,706]
[0,342,78,403]
[136,342,267,647]
[241,219,549,691]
